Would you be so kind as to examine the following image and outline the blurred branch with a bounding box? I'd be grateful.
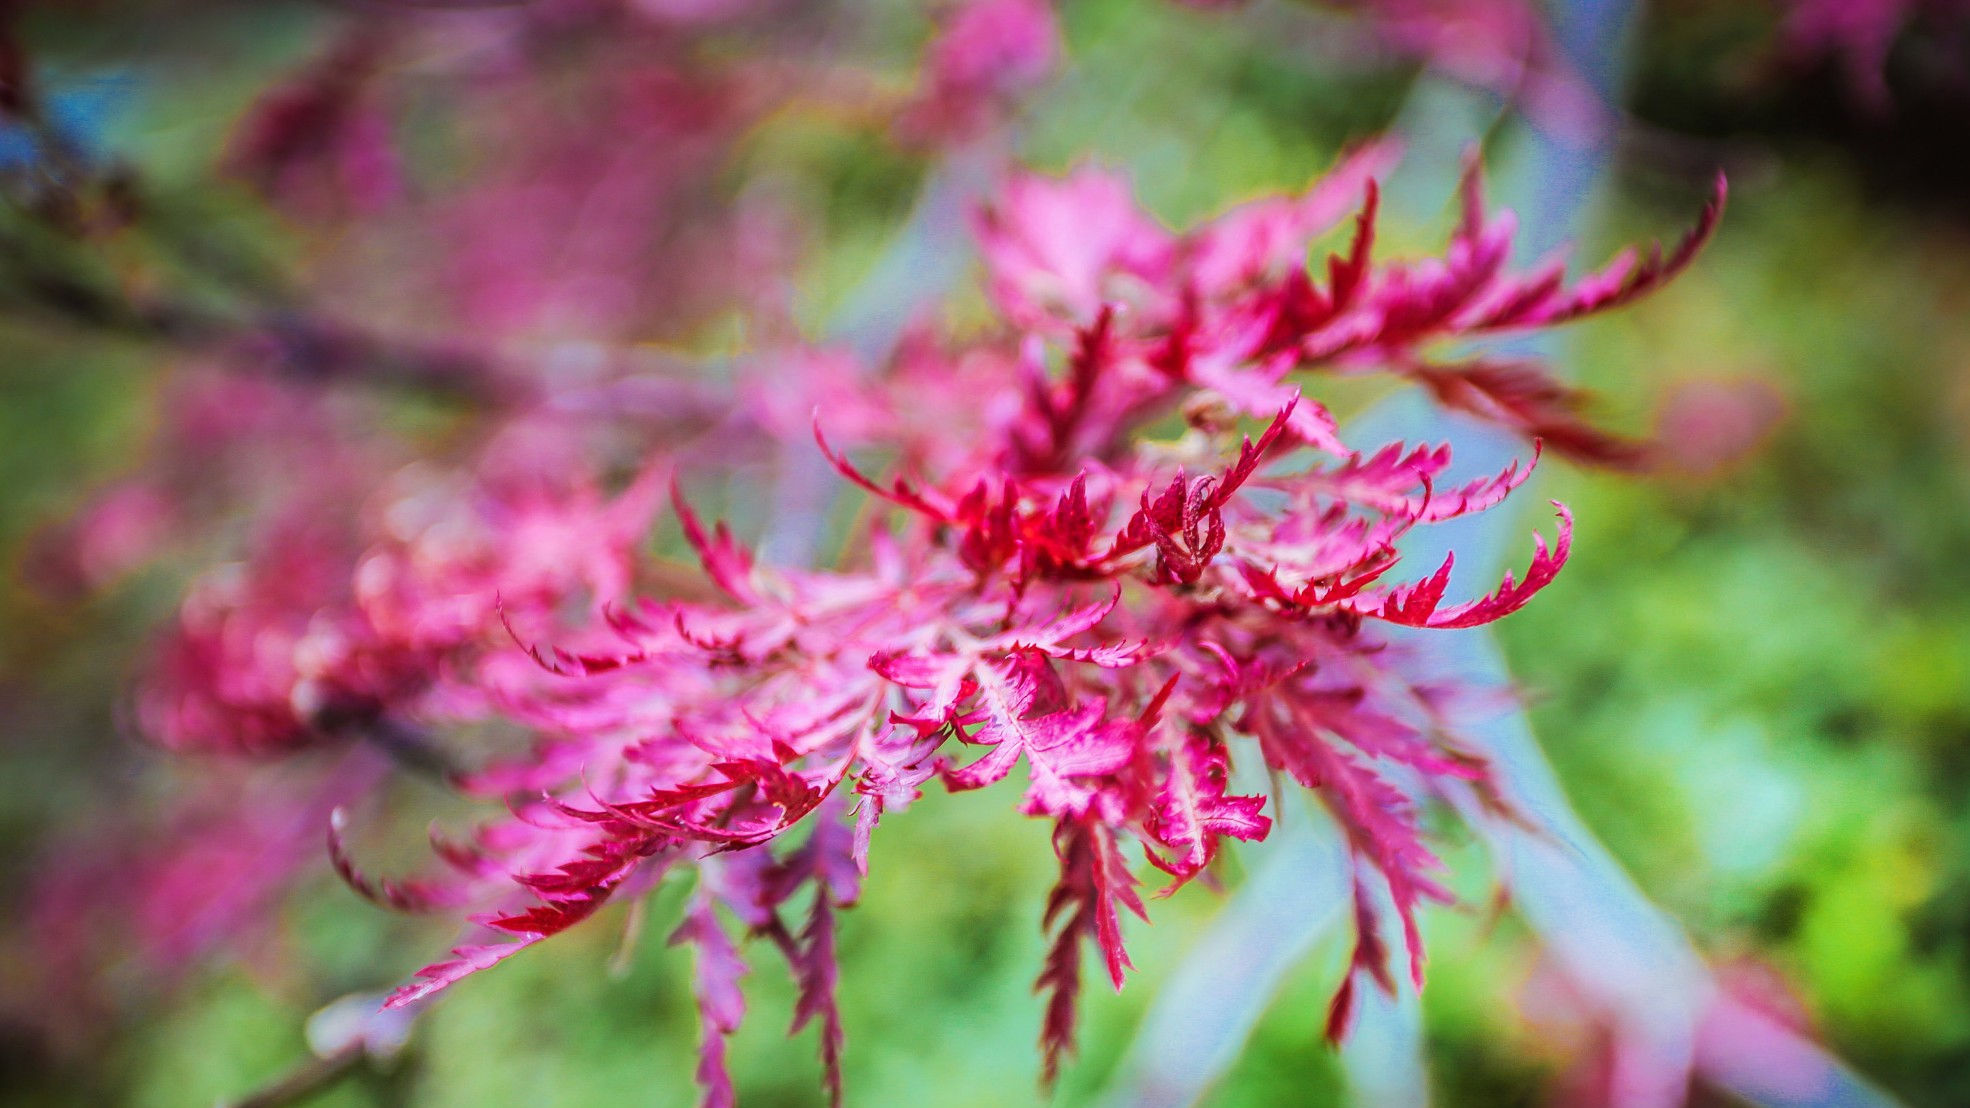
[0,241,509,401]
[221,989,418,1108]
[0,9,513,404]
[223,1044,363,1108]
[332,711,465,784]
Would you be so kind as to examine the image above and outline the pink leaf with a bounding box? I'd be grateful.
[671,901,747,1108]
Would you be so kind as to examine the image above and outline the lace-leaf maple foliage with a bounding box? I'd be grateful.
[274,153,1725,1105]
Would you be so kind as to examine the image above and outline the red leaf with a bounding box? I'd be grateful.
[672,480,759,604]
[670,900,747,1108]
[1036,818,1143,1087]
[1352,504,1572,628]
[384,930,541,1010]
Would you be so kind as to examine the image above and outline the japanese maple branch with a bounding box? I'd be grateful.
[0,15,513,403]
[0,241,512,402]
[222,1044,364,1108]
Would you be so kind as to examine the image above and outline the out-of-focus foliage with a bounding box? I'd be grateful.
[0,1,1966,1106]
[1494,164,1970,1102]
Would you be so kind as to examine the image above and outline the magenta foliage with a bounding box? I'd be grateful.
[975,149,1723,465]
[137,422,665,757]
[274,153,1727,1103]
[35,4,1724,1080]
[11,755,386,1050]
[1338,0,1600,132]
[899,0,1061,145]
[1518,949,1834,1108]
[225,25,401,217]
[1180,0,1603,135]
[1780,0,1970,107]
[26,369,379,599]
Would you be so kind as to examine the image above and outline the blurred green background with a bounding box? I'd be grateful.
[1,1,1967,1105]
